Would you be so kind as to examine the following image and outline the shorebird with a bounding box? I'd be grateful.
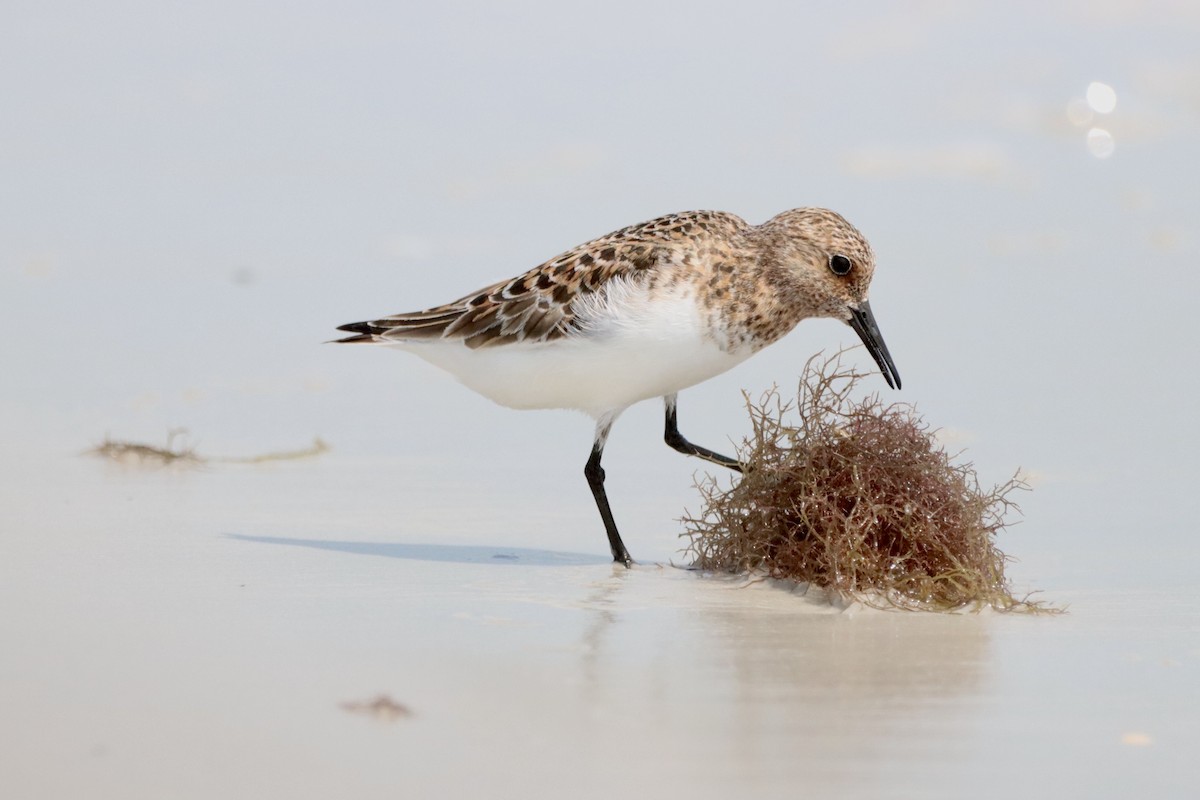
[336,208,900,566]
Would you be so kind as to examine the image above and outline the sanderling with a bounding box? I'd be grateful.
[337,208,900,566]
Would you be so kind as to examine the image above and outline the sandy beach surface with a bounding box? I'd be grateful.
[4,3,1200,797]
[3,440,1197,798]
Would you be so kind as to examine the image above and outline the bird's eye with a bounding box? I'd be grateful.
[829,254,853,276]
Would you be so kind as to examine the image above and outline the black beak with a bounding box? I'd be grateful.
[847,300,901,390]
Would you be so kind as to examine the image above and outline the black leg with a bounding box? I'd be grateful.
[585,420,633,567]
[663,394,743,473]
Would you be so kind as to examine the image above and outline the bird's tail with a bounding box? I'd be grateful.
[331,320,390,344]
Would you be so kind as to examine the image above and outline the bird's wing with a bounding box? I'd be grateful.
[335,211,747,350]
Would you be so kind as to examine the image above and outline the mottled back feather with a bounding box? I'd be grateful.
[336,211,750,350]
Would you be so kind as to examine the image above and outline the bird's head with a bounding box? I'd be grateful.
[758,207,901,390]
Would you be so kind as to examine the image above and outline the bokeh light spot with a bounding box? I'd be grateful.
[1086,81,1117,114]
[1087,127,1116,159]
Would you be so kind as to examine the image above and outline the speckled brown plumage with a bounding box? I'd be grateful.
[337,208,876,353]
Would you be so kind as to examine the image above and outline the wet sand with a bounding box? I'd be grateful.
[1,448,1196,799]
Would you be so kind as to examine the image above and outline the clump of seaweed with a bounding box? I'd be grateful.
[340,694,412,722]
[89,429,329,467]
[682,353,1040,611]
[89,428,202,466]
